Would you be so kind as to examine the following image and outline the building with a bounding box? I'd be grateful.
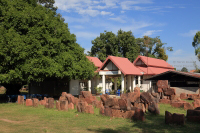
[29,55,174,96]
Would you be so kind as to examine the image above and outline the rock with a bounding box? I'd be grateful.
[193,99,200,108]
[187,116,200,123]
[77,100,88,113]
[140,92,153,104]
[62,92,67,97]
[59,96,67,101]
[165,111,172,124]
[68,103,74,110]
[120,93,128,100]
[134,87,140,95]
[164,88,176,96]
[118,99,127,110]
[60,100,68,111]
[92,100,102,109]
[100,105,105,115]
[180,93,187,99]
[157,88,163,93]
[81,91,92,98]
[66,94,75,104]
[104,107,112,117]
[172,113,185,125]
[100,95,107,105]
[48,98,54,108]
[148,102,160,115]
[159,99,170,104]
[56,101,60,110]
[105,98,115,107]
[85,105,94,114]
[85,96,96,104]
[17,95,24,105]
[128,92,140,103]
[26,99,33,106]
[171,101,185,108]
[186,109,200,117]
[123,110,135,119]
[74,97,79,105]
[111,109,123,118]
[33,98,39,107]
[157,80,168,88]
[184,102,194,110]
[132,108,145,121]
[40,100,46,105]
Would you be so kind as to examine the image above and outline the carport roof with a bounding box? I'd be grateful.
[145,70,200,81]
[86,56,102,68]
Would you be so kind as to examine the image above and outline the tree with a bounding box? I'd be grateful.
[136,36,173,61]
[192,31,200,61]
[89,30,140,62]
[37,0,57,11]
[0,0,96,92]
[181,67,188,72]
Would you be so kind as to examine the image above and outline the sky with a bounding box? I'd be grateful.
[54,0,200,71]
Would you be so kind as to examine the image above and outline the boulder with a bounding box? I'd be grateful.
[193,99,200,108]
[134,87,140,95]
[148,101,160,115]
[68,103,74,110]
[104,107,112,117]
[105,98,115,107]
[111,109,123,118]
[159,99,170,104]
[123,110,135,119]
[100,105,105,115]
[132,108,145,121]
[85,105,94,114]
[81,91,92,98]
[118,99,127,110]
[85,96,96,104]
[171,101,185,108]
[33,98,39,107]
[40,100,46,105]
[66,94,75,104]
[120,93,128,100]
[56,101,60,110]
[61,92,67,97]
[184,102,194,110]
[188,94,199,100]
[59,96,67,101]
[157,80,168,88]
[157,88,163,93]
[186,109,200,117]
[172,113,185,125]
[100,95,107,105]
[187,116,200,123]
[48,98,54,108]
[77,100,88,113]
[92,100,102,109]
[128,92,140,103]
[60,100,68,111]
[165,111,172,124]
[26,99,33,106]
[17,95,24,105]
[140,92,153,104]
[180,93,187,100]
[164,88,176,96]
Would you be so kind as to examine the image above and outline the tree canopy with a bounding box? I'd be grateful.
[181,67,188,72]
[136,36,173,61]
[192,31,200,61]
[0,0,96,84]
[89,30,173,62]
[89,30,140,62]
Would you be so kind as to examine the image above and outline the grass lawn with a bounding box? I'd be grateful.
[0,102,199,133]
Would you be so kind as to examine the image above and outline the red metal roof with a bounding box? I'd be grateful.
[100,56,142,75]
[86,56,102,68]
[137,66,174,75]
[133,55,174,69]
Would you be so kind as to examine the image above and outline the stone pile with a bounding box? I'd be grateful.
[186,108,200,123]
[180,93,200,100]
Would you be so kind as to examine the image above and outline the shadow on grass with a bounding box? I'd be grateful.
[87,113,200,133]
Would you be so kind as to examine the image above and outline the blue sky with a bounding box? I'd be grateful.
[54,0,200,71]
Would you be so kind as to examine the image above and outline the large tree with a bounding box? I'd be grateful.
[89,30,140,62]
[136,36,173,61]
[181,67,188,72]
[192,31,200,61]
[0,0,96,92]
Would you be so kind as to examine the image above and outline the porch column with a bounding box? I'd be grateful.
[114,77,117,91]
[121,74,124,93]
[132,76,136,92]
[124,76,126,92]
[138,76,141,88]
[102,75,105,94]
[149,80,152,91]
[128,75,131,92]
[88,80,91,92]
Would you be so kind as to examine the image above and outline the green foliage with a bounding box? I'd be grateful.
[0,0,96,84]
[192,31,200,61]
[95,87,102,93]
[181,67,188,72]
[89,29,140,62]
[136,36,173,61]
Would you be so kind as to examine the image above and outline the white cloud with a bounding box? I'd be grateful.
[121,10,125,13]
[63,16,90,23]
[172,49,183,56]
[71,25,85,29]
[100,11,112,15]
[78,9,100,17]
[180,30,199,37]
[142,30,162,36]
[75,31,99,38]
[110,16,126,23]
[120,0,153,10]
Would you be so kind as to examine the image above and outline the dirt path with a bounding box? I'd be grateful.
[0,118,24,124]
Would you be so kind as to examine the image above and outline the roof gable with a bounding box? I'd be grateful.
[100,56,142,75]
[133,55,174,69]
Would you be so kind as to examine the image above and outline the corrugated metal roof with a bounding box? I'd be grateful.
[99,56,142,75]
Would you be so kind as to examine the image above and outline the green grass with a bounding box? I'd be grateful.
[0,103,199,133]
[183,99,194,104]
